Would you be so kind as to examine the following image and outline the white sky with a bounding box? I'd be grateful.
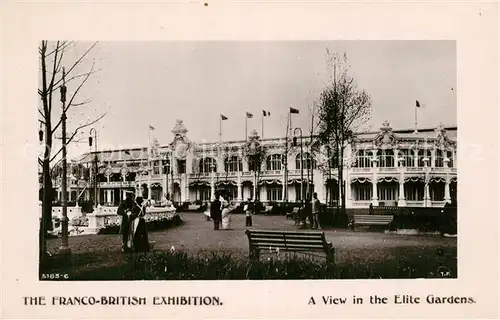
[48,41,456,159]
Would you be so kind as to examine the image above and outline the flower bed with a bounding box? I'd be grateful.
[97,214,182,235]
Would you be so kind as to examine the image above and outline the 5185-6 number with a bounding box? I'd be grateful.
[40,273,69,280]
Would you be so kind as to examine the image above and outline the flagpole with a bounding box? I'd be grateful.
[414,103,418,133]
[261,113,264,139]
[220,115,222,144]
[245,114,248,141]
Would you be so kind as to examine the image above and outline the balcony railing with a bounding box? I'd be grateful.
[378,167,398,173]
[352,168,371,173]
[99,181,135,188]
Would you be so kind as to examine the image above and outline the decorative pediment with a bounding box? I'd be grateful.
[120,163,129,177]
[243,130,263,156]
[104,163,113,177]
[170,120,192,159]
[373,120,398,147]
[435,123,455,149]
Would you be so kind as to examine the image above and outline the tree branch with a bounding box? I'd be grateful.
[49,113,107,163]
[51,62,96,135]
[50,42,98,90]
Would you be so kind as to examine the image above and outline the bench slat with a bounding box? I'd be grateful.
[249,234,324,241]
[251,244,327,251]
[246,229,335,264]
[250,238,324,245]
[247,230,326,236]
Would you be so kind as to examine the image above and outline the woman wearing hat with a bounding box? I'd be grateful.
[126,196,150,252]
[221,200,232,230]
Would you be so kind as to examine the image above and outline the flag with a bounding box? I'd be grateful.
[263,110,271,116]
[290,107,299,114]
[416,100,421,108]
[149,125,155,130]
[221,114,228,120]
[246,112,253,118]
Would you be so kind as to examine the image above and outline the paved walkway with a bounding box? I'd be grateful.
[47,212,457,261]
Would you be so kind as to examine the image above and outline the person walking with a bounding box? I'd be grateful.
[210,192,222,230]
[311,192,322,230]
[244,198,254,227]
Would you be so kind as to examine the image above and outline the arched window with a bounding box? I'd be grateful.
[377,149,395,167]
[153,160,161,175]
[417,149,432,167]
[355,150,372,168]
[266,154,282,171]
[224,156,243,172]
[199,157,217,173]
[435,149,444,167]
[329,152,339,168]
[295,152,317,170]
[397,149,414,167]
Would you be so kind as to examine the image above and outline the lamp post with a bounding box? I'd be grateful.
[293,128,304,205]
[59,67,70,255]
[89,128,99,209]
[39,122,47,258]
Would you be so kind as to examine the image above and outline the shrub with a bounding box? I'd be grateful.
[66,248,457,280]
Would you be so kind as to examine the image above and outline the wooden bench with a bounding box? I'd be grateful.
[285,207,300,220]
[245,229,335,264]
[352,214,394,228]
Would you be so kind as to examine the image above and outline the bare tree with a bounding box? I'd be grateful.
[316,50,372,215]
[38,41,105,256]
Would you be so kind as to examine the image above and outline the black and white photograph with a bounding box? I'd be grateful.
[2,2,499,319]
[37,41,458,280]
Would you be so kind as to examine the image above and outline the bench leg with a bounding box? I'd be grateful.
[326,248,335,266]
[249,248,260,261]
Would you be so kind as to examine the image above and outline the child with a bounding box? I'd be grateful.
[244,198,254,227]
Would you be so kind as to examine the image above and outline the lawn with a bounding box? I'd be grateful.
[43,212,457,280]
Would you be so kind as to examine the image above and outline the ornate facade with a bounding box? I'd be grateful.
[57,120,457,208]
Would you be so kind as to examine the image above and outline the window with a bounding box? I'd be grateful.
[378,149,395,167]
[397,149,414,167]
[153,161,160,175]
[446,150,454,168]
[266,154,282,171]
[266,186,283,201]
[162,159,171,174]
[329,152,339,168]
[177,160,186,174]
[355,150,372,168]
[199,157,217,173]
[355,184,372,201]
[405,183,424,201]
[378,184,398,200]
[295,152,317,170]
[224,156,243,172]
[248,155,262,172]
[430,183,445,201]
[417,149,432,167]
[200,187,211,201]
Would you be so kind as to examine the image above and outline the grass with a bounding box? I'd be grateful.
[42,213,457,280]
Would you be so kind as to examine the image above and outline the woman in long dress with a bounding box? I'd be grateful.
[126,197,150,252]
[221,201,231,230]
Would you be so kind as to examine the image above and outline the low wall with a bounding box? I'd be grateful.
[86,206,177,234]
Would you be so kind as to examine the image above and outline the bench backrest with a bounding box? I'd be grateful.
[354,214,394,223]
[246,229,328,252]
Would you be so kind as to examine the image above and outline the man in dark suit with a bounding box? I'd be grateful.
[117,191,135,251]
[210,192,222,230]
